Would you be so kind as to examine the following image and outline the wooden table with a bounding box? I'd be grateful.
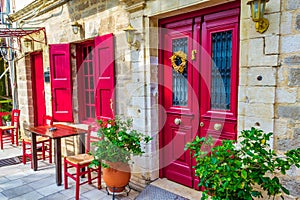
[25,124,88,186]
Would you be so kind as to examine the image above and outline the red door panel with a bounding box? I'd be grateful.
[31,52,46,126]
[49,44,73,122]
[160,20,199,188]
[159,5,240,189]
[94,33,115,120]
[200,8,240,140]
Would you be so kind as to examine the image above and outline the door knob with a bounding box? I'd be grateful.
[174,118,181,125]
[200,122,204,127]
[191,50,197,60]
[214,123,222,131]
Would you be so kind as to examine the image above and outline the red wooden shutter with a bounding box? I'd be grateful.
[94,33,115,120]
[49,44,73,122]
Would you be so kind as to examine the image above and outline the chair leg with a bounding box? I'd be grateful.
[75,165,80,200]
[15,128,19,146]
[97,166,101,189]
[0,130,3,150]
[88,168,92,184]
[42,143,46,160]
[22,140,26,165]
[49,139,52,163]
[10,129,14,145]
[64,158,68,189]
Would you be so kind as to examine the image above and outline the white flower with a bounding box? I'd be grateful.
[95,147,98,151]
[107,124,111,128]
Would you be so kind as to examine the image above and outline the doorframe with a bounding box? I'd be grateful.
[158,0,241,182]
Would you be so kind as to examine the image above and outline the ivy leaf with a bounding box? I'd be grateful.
[241,170,247,179]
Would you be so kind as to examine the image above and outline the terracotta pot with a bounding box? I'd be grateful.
[102,162,131,192]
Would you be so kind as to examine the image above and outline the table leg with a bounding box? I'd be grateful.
[79,133,85,153]
[31,133,38,171]
[54,138,62,186]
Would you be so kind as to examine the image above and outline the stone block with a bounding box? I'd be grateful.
[248,38,278,66]
[281,35,300,53]
[244,117,274,133]
[265,35,279,54]
[247,87,275,104]
[239,40,249,67]
[248,67,277,86]
[276,88,297,103]
[245,103,274,118]
[160,0,179,12]
[296,14,300,31]
[265,0,280,13]
[274,119,288,137]
[286,0,300,10]
[288,68,300,86]
[238,85,247,102]
[277,106,300,120]
[284,55,300,66]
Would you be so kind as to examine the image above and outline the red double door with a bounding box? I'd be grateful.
[159,4,240,189]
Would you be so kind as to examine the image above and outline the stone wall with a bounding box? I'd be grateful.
[275,0,300,198]
[239,0,300,198]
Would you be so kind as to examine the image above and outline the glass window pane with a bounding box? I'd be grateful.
[89,62,93,74]
[88,46,93,60]
[84,77,89,89]
[85,92,89,104]
[211,30,232,110]
[84,62,88,75]
[91,106,95,118]
[172,37,188,106]
[90,77,94,89]
[91,91,94,104]
[86,106,90,118]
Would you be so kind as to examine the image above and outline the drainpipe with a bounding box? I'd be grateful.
[6,0,18,109]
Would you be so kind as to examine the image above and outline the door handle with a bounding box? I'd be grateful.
[191,50,197,60]
[214,123,222,131]
[200,122,204,127]
[174,118,181,125]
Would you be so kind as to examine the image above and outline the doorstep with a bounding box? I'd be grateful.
[150,178,202,200]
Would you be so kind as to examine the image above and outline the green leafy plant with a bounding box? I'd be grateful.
[185,127,300,200]
[90,116,152,168]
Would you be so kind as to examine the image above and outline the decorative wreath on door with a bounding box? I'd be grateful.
[170,51,187,74]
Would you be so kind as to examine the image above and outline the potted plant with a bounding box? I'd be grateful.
[90,116,152,193]
[185,127,300,200]
[2,113,11,126]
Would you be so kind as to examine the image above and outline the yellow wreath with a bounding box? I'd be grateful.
[170,51,187,74]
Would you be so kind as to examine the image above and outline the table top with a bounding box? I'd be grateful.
[25,124,88,139]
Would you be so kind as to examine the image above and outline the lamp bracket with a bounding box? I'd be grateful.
[255,18,269,34]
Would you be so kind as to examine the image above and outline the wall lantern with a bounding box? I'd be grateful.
[0,39,15,61]
[71,21,82,34]
[124,23,140,51]
[23,38,33,49]
[247,0,269,34]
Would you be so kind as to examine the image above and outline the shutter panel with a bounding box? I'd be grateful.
[49,44,73,122]
[94,33,115,120]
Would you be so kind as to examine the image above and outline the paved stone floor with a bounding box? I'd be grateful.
[0,144,202,200]
[0,144,139,200]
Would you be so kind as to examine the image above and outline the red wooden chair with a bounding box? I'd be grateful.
[0,109,21,149]
[64,125,101,200]
[22,115,53,168]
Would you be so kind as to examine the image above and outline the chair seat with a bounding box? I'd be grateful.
[23,136,50,143]
[65,154,94,165]
[0,126,15,130]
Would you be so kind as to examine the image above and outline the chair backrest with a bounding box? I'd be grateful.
[43,115,53,125]
[11,109,21,128]
[86,125,101,153]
